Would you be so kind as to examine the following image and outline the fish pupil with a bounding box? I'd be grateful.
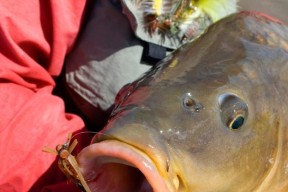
[230,116,245,129]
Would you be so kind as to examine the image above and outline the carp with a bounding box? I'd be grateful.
[77,12,288,192]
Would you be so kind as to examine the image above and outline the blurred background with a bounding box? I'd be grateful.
[239,0,288,24]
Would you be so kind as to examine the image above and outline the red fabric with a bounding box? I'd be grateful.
[0,1,90,191]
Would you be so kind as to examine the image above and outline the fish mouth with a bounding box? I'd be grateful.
[77,140,172,192]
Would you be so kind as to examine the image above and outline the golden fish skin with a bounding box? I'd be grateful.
[77,12,288,192]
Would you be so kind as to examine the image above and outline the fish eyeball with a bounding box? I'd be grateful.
[218,93,248,130]
[228,114,245,130]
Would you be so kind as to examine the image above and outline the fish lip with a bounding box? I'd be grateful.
[77,140,172,192]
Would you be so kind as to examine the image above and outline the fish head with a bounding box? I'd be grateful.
[77,12,288,192]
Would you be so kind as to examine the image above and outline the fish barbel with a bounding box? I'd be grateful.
[77,12,288,192]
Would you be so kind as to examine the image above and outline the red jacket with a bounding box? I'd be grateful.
[0,1,90,191]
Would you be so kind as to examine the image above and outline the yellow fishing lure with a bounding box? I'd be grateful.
[122,0,238,48]
[43,133,91,192]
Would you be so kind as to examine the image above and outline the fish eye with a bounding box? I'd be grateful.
[182,93,203,112]
[228,114,245,130]
[218,93,248,130]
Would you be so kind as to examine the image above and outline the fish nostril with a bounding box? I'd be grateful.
[182,92,204,112]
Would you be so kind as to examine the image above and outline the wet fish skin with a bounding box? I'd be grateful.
[79,12,288,191]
